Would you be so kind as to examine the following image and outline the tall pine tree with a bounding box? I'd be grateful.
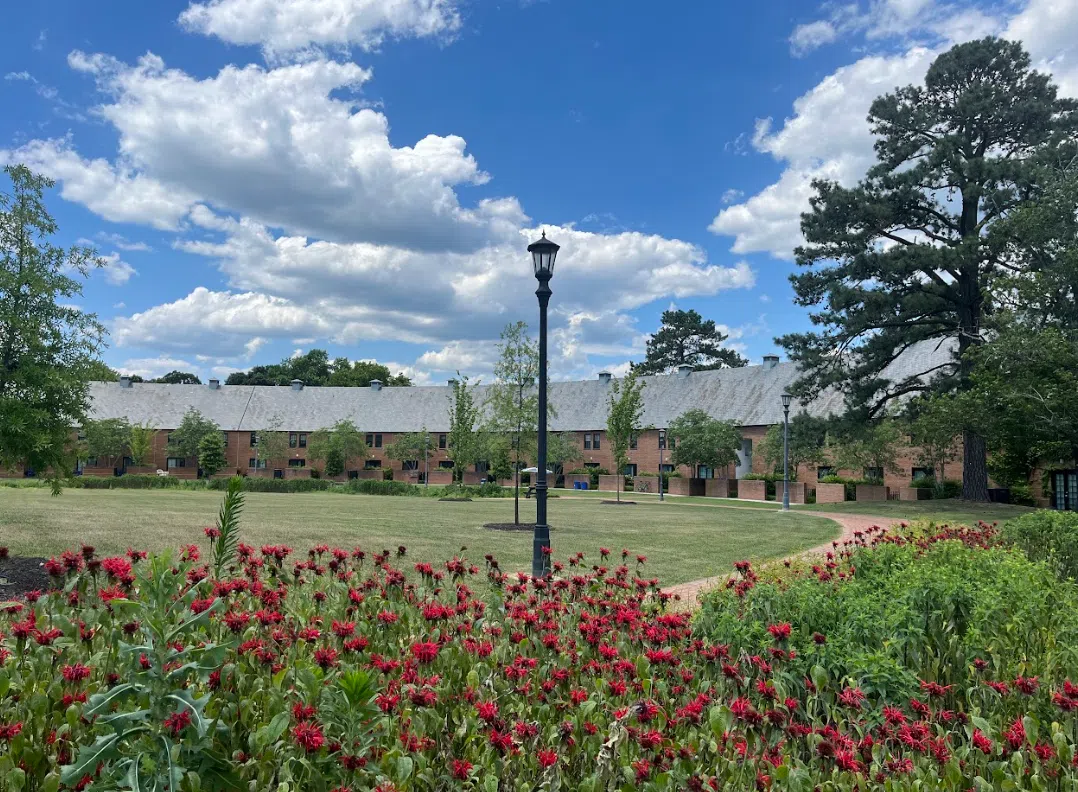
[779,38,1077,501]
[634,309,747,374]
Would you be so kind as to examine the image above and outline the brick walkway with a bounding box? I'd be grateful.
[662,512,896,609]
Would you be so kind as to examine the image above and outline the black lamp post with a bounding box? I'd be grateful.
[781,393,793,510]
[528,231,559,578]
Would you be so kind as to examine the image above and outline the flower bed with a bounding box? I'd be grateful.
[0,518,1076,790]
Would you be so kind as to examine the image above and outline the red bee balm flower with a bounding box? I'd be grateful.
[451,759,473,780]
[292,721,325,752]
[537,749,558,768]
[61,664,92,683]
[410,641,439,664]
[767,623,792,641]
[163,710,192,738]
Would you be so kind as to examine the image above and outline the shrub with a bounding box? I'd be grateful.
[697,522,1078,703]
[3,522,1077,791]
[78,474,186,489]
[1003,510,1078,581]
[1008,482,1037,506]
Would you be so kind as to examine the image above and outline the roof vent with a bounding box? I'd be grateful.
[290,379,304,391]
[762,355,779,370]
[676,364,692,378]
[208,379,220,390]
[119,376,132,389]
[598,371,612,384]
[370,379,382,391]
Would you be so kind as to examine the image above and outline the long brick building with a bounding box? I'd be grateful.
[53,341,980,495]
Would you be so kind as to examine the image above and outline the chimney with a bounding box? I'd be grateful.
[208,379,220,390]
[290,379,304,391]
[676,364,692,378]
[762,355,779,370]
[448,378,458,388]
[370,379,382,391]
[598,371,612,384]
[119,376,132,389]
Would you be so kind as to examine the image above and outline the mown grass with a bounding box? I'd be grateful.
[0,487,841,586]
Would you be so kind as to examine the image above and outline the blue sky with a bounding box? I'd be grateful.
[2,0,1075,384]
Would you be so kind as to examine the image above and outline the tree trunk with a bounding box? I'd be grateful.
[962,430,990,501]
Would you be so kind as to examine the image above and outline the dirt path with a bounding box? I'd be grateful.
[662,511,896,609]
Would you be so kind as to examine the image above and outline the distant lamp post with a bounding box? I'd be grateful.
[528,231,559,578]
[781,393,793,511]
[658,431,665,501]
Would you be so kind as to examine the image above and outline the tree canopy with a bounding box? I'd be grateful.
[197,432,227,478]
[446,374,482,482]
[225,350,411,387]
[634,309,747,375]
[1,165,106,488]
[758,412,828,478]
[668,409,741,474]
[308,420,368,477]
[606,370,646,501]
[169,409,220,460]
[778,38,1078,501]
[152,371,202,385]
[80,418,131,467]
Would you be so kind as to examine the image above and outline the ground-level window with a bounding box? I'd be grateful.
[86,456,99,468]
[623,463,637,477]
[248,458,267,469]
[475,461,490,474]
[817,466,834,480]
[288,458,305,468]
[584,462,600,469]
[364,459,381,470]
[1053,471,1077,511]
[348,470,359,480]
[167,457,186,469]
[402,460,419,471]
[660,464,674,473]
[864,467,884,482]
[273,469,284,479]
[438,460,455,469]
[911,467,934,481]
[697,465,712,479]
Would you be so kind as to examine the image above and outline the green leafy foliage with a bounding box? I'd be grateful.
[668,409,741,473]
[759,412,828,478]
[169,409,220,461]
[197,432,227,478]
[1,165,106,490]
[446,374,481,483]
[80,418,132,468]
[606,369,646,501]
[209,476,245,577]
[1003,510,1078,582]
[307,420,368,477]
[127,423,156,467]
[224,349,411,387]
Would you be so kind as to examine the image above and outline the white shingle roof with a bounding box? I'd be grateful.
[87,340,953,432]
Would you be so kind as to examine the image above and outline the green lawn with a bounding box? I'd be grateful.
[0,488,842,586]
[796,498,1035,526]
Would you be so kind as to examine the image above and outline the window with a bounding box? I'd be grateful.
[911,467,934,481]
[817,466,835,481]
[289,433,298,448]
[402,460,419,471]
[288,458,305,468]
[584,462,600,469]
[864,467,884,482]
[629,434,638,450]
[348,470,359,480]
[273,469,284,479]
[299,433,307,448]
[623,463,637,477]
[658,430,673,450]
[1052,471,1078,511]
[86,456,99,468]
[438,434,447,450]
[697,465,712,479]
[364,459,381,470]
[660,463,674,473]
[583,433,592,450]
[250,432,257,448]
[584,432,601,450]
[77,431,86,442]
[166,433,173,444]
[222,431,229,446]
[167,457,186,469]
[475,461,490,473]
[439,460,455,469]
[249,458,267,469]
[365,433,383,449]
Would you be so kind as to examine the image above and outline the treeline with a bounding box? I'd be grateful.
[223,349,411,387]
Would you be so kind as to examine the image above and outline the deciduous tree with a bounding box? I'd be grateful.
[197,431,227,478]
[169,409,220,460]
[634,309,747,374]
[759,412,828,479]
[80,418,131,469]
[308,420,368,477]
[779,38,1078,501]
[152,371,202,385]
[606,370,646,502]
[252,418,289,469]
[386,429,433,481]
[447,374,481,484]
[128,423,156,467]
[1,165,106,489]
[668,409,741,476]
[487,322,539,523]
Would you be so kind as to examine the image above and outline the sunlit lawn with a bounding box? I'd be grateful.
[0,487,842,586]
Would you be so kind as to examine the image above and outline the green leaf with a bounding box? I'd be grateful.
[396,756,414,782]
[261,712,290,746]
[61,733,121,785]
[167,690,212,738]
[86,683,140,717]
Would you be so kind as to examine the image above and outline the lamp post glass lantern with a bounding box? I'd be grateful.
[781,393,793,510]
[528,232,559,577]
